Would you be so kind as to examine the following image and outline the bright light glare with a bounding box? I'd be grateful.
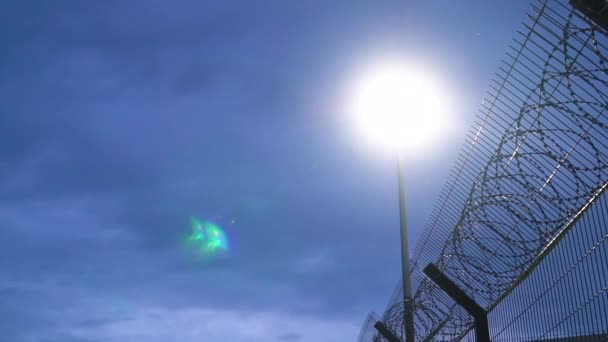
[347,60,450,154]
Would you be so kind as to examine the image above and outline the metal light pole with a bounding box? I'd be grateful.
[397,155,415,342]
[346,58,447,342]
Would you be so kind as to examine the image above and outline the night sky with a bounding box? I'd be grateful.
[1,1,530,341]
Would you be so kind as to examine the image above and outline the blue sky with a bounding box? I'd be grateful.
[0,1,530,341]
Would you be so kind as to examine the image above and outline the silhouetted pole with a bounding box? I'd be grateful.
[374,321,402,342]
[570,0,608,30]
[423,263,490,342]
[398,156,415,342]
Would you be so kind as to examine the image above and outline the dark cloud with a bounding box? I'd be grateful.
[279,332,302,341]
[1,1,400,336]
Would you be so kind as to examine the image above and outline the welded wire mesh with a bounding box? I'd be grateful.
[359,0,608,340]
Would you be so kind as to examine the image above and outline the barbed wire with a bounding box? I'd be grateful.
[359,0,608,340]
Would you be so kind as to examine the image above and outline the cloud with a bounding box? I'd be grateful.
[0,1,425,340]
[65,306,359,342]
[1,278,359,342]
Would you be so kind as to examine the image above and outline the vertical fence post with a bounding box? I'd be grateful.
[570,0,608,30]
[373,321,402,342]
[423,263,490,342]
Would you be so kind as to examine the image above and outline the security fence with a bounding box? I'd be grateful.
[359,1,608,341]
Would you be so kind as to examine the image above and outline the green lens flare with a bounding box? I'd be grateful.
[187,217,229,257]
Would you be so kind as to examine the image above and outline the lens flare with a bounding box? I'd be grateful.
[187,217,229,257]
